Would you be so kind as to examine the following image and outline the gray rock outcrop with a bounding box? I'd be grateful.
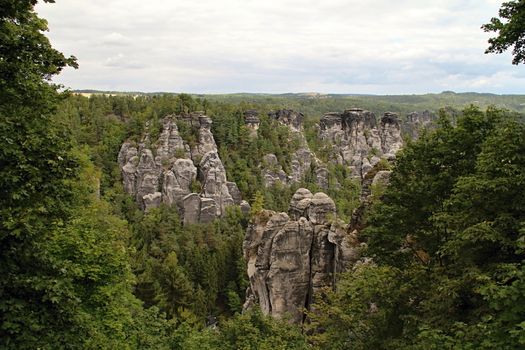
[405,110,436,139]
[289,147,315,184]
[319,108,403,178]
[227,181,242,205]
[243,188,360,323]
[183,193,201,225]
[240,200,251,215]
[118,114,242,223]
[143,192,162,211]
[315,167,330,189]
[162,159,197,207]
[256,109,330,189]
[156,116,191,161]
[244,110,260,137]
[192,115,217,157]
[262,154,288,188]
[268,109,304,132]
[199,151,235,216]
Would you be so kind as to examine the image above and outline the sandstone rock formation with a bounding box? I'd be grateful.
[404,110,436,139]
[243,188,360,323]
[261,153,289,187]
[192,115,217,157]
[118,113,241,223]
[255,109,330,189]
[289,147,315,184]
[268,109,304,132]
[244,109,260,137]
[199,150,236,214]
[319,108,403,178]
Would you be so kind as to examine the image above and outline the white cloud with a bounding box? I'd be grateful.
[101,32,131,46]
[35,0,525,93]
[104,53,147,69]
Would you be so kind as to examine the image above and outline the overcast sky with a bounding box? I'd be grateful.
[36,0,525,94]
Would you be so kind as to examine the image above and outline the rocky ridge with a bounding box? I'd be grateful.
[118,113,246,223]
[253,108,421,188]
[319,108,403,179]
[119,108,432,220]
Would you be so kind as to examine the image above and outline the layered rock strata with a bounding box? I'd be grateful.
[118,114,241,223]
[243,188,360,323]
[319,108,403,178]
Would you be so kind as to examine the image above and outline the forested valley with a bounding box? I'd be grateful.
[1,1,524,349]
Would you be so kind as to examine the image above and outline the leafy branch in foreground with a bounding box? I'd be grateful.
[482,0,525,64]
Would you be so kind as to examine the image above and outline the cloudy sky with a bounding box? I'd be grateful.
[36,0,525,94]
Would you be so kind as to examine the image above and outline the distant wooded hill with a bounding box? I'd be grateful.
[73,90,525,118]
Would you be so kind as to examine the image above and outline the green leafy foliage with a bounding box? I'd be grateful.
[0,3,170,348]
[365,106,505,266]
[0,145,144,349]
[179,309,309,350]
[482,0,525,64]
[310,107,525,349]
[212,108,302,203]
[307,263,405,350]
[130,205,248,321]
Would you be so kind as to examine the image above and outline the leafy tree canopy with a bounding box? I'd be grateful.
[309,107,525,349]
[482,0,525,64]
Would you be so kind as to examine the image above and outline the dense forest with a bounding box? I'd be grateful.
[1,1,524,349]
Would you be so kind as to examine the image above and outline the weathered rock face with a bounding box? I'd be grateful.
[268,109,304,132]
[289,147,314,184]
[183,193,201,225]
[156,117,191,161]
[262,148,326,189]
[199,151,235,216]
[240,200,251,215]
[244,110,260,137]
[319,108,403,178]
[405,110,436,139]
[227,181,242,205]
[380,112,403,158]
[315,167,330,189]
[243,188,360,323]
[119,144,139,194]
[162,159,197,207]
[262,154,289,188]
[118,114,241,223]
[193,115,217,157]
[288,188,313,220]
[143,192,162,211]
[255,109,330,189]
